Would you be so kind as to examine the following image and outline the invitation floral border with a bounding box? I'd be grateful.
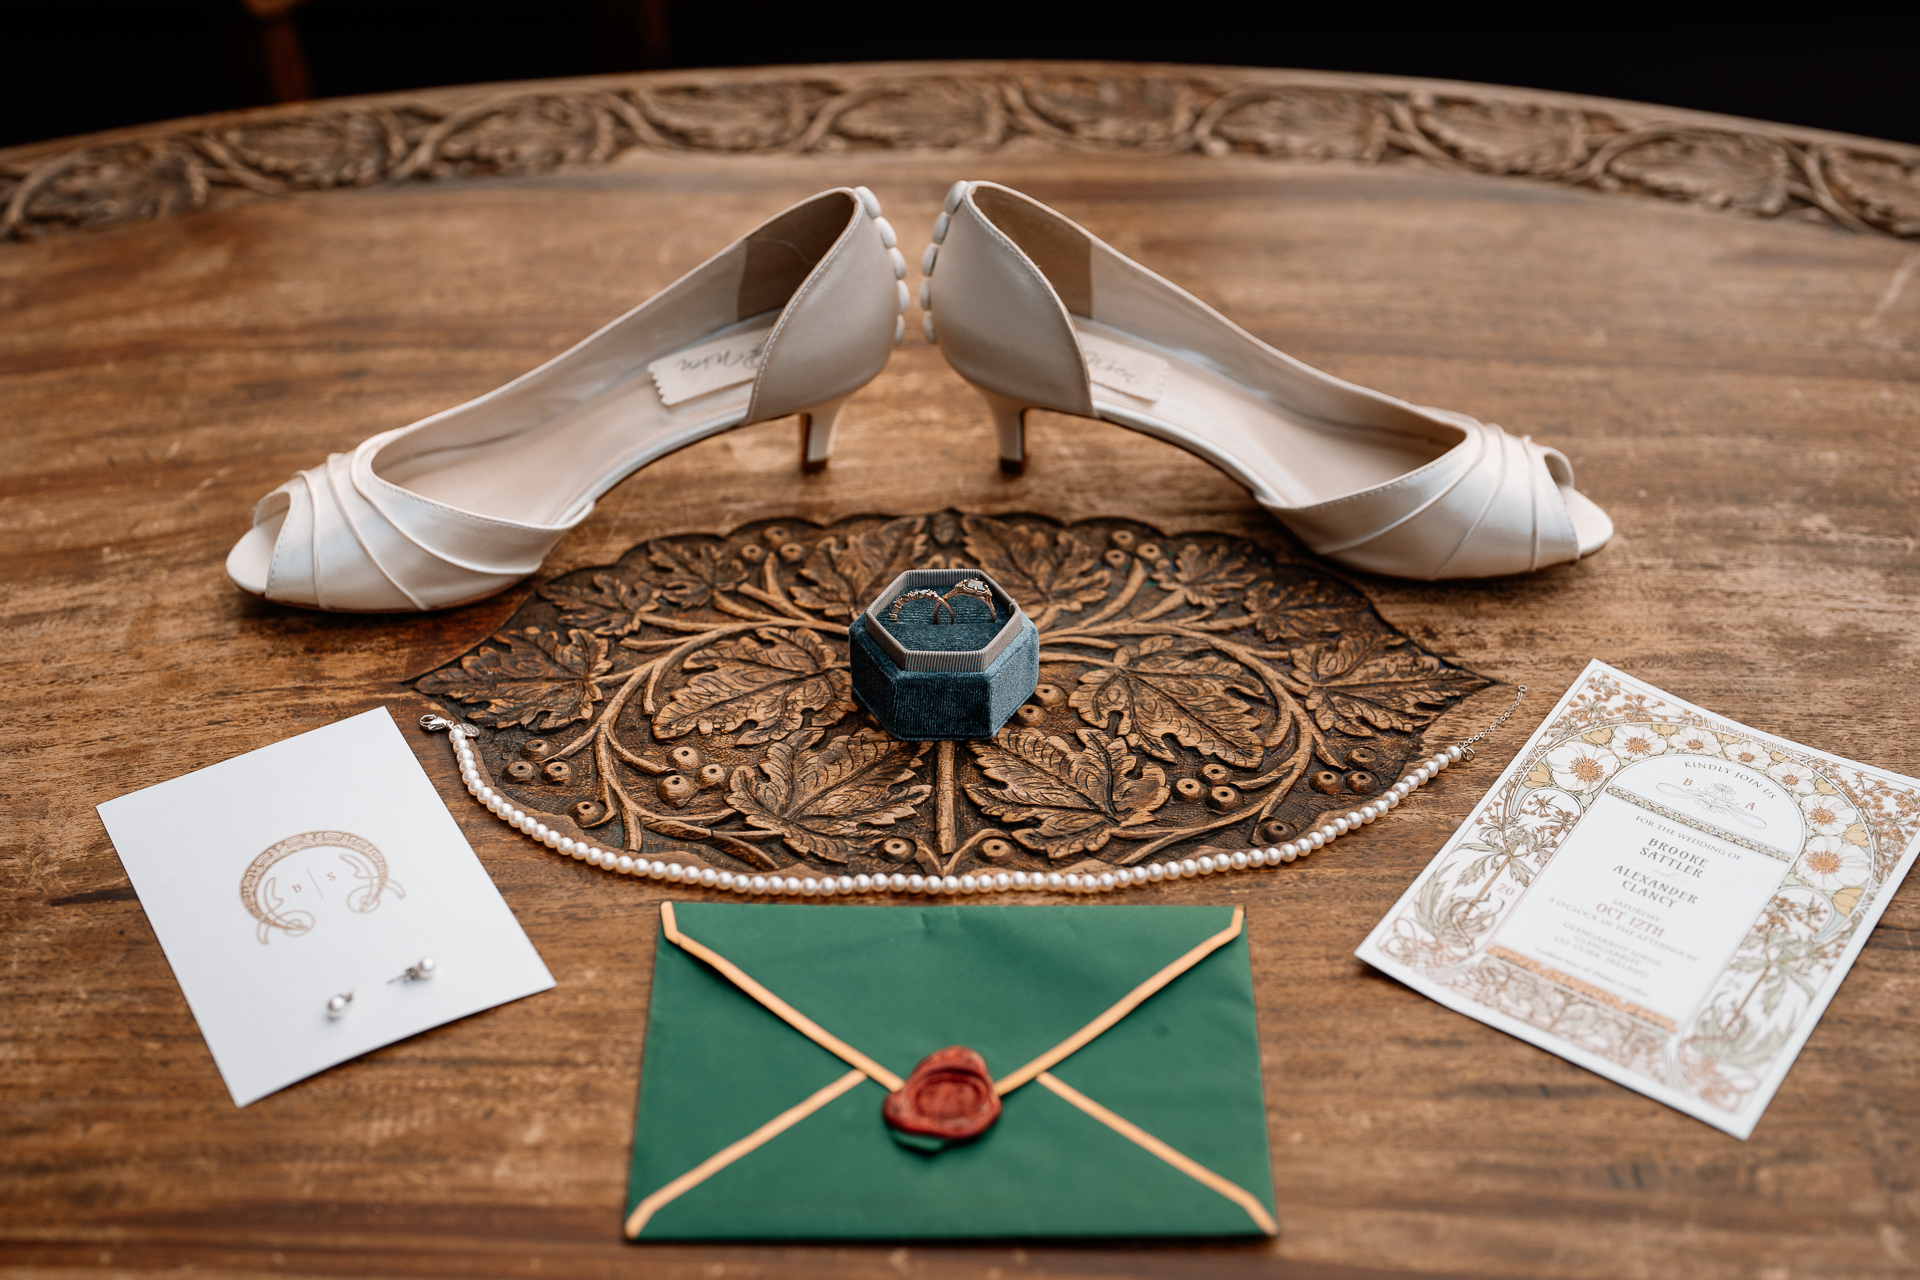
[1377,665,1920,1118]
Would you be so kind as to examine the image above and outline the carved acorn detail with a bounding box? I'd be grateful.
[882,1046,1001,1141]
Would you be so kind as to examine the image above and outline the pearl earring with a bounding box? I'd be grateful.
[326,990,354,1019]
[389,957,436,984]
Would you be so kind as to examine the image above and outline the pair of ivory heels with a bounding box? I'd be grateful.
[226,182,1612,611]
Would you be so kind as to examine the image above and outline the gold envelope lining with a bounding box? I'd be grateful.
[630,903,1274,1239]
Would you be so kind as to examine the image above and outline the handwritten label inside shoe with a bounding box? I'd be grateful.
[648,325,776,407]
[1080,332,1168,402]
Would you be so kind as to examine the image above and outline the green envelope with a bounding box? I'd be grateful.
[624,902,1277,1241]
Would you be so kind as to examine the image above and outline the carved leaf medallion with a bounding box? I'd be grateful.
[1242,571,1369,642]
[637,83,818,150]
[540,573,656,636]
[654,627,853,745]
[1825,154,1920,237]
[1605,133,1792,216]
[728,727,931,862]
[417,626,617,730]
[791,515,929,618]
[1069,636,1269,767]
[1414,97,1589,175]
[1288,634,1488,737]
[1017,75,1198,147]
[962,515,1110,617]
[832,80,1004,150]
[649,540,749,608]
[1152,542,1258,607]
[968,726,1171,859]
[415,511,1491,875]
[1205,89,1388,161]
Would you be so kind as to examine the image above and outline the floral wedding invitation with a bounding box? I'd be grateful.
[1357,661,1920,1138]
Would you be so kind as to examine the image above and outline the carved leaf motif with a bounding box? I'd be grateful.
[728,727,930,861]
[415,627,614,730]
[1241,571,1371,642]
[648,540,748,608]
[539,573,655,635]
[24,140,214,232]
[433,98,618,176]
[790,515,928,617]
[1415,97,1588,174]
[1288,634,1490,736]
[1069,635,1267,767]
[833,80,1002,149]
[638,84,816,149]
[1152,542,1257,607]
[1019,76,1197,146]
[1207,90,1387,160]
[218,111,401,186]
[962,515,1110,617]
[1826,154,1920,236]
[655,627,852,744]
[1606,133,1791,215]
[967,726,1169,859]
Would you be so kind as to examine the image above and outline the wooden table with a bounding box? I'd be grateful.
[5,62,1919,1280]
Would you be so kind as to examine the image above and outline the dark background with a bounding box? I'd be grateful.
[5,0,1917,150]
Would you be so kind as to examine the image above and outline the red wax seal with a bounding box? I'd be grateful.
[882,1046,1002,1140]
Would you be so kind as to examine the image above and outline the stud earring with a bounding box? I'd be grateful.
[389,957,436,984]
[326,990,355,1019]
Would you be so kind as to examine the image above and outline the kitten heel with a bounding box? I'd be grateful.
[798,394,853,473]
[977,388,1031,476]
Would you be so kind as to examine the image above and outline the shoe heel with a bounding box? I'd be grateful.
[797,395,852,473]
[977,389,1030,476]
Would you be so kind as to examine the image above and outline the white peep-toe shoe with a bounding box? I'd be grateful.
[227,186,911,611]
[919,181,1612,580]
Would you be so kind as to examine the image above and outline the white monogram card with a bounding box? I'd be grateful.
[97,707,554,1106]
[1357,662,1920,1138]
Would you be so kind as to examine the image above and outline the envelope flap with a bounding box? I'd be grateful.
[666,902,1242,1079]
[628,903,1275,1240]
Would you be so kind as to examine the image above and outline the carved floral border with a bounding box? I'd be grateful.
[3,64,1918,243]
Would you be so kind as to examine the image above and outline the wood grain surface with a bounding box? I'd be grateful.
[4,63,1919,1280]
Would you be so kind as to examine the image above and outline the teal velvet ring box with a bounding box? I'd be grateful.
[849,569,1039,741]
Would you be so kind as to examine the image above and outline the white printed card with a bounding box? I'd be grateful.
[97,707,554,1106]
[647,323,774,406]
[1357,661,1920,1138]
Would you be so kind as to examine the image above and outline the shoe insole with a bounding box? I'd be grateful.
[377,319,775,525]
[1072,318,1449,510]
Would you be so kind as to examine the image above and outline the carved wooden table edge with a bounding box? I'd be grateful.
[4,59,1917,247]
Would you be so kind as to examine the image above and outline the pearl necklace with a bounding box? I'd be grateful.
[422,688,1523,897]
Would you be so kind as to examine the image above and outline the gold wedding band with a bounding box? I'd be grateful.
[885,579,997,625]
